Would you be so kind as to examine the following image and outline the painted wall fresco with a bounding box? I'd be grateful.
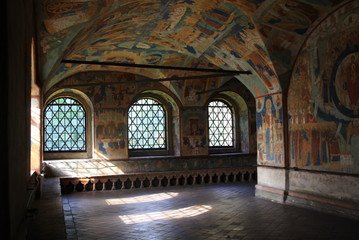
[55,71,188,159]
[182,79,208,106]
[256,94,284,166]
[57,71,138,108]
[254,0,348,88]
[51,69,256,160]
[172,115,181,156]
[95,109,127,159]
[288,2,359,173]
[221,89,255,153]
[249,100,257,153]
[238,97,250,153]
[227,81,258,153]
[181,108,208,156]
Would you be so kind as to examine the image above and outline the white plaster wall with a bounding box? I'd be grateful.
[257,167,286,190]
[289,171,359,202]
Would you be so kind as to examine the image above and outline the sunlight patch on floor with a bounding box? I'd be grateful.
[119,205,212,224]
[106,192,178,205]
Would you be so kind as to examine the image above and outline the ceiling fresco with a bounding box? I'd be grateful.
[253,0,350,88]
[37,0,352,97]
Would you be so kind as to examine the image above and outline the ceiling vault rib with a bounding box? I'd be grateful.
[60,73,237,88]
[61,59,252,74]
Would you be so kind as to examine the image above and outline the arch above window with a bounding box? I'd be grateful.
[43,89,93,160]
[207,91,253,154]
[127,94,176,157]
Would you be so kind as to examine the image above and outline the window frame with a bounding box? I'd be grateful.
[43,97,87,153]
[128,94,173,157]
[43,93,93,160]
[207,96,240,154]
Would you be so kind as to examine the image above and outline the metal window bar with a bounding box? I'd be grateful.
[208,101,234,147]
[128,98,167,150]
[44,97,86,152]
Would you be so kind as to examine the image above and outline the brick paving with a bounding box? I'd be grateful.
[62,183,359,240]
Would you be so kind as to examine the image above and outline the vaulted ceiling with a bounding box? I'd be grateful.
[36,0,350,97]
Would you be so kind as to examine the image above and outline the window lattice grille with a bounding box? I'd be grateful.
[44,97,86,152]
[128,98,166,149]
[208,100,234,147]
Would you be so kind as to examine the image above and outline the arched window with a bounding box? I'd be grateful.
[128,98,167,150]
[208,100,234,148]
[44,97,86,152]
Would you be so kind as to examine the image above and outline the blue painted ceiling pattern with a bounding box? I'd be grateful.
[37,0,349,96]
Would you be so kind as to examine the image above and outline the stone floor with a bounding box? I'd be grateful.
[65,183,359,240]
[29,178,359,240]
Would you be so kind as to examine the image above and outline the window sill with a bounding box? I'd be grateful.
[128,149,173,157]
